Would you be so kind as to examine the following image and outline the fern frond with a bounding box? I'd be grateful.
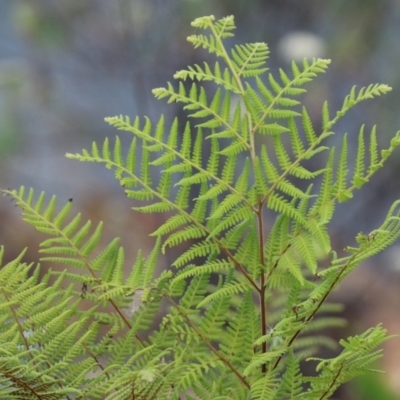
[273,350,303,399]
[163,225,207,251]
[197,281,251,308]
[251,58,330,135]
[368,124,380,173]
[180,273,211,310]
[172,262,233,286]
[220,291,257,366]
[310,148,335,224]
[174,61,240,93]
[173,242,220,268]
[250,372,279,400]
[302,107,318,146]
[292,232,317,274]
[352,125,367,188]
[3,14,400,399]
[267,194,306,226]
[303,324,392,399]
[334,133,352,203]
[335,84,392,120]
[231,42,269,78]
[207,205,254,240]
[188,16,235,58]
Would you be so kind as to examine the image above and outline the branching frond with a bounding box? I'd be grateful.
[2,14,400,400]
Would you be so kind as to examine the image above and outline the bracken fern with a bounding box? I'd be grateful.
[1,14,400,399]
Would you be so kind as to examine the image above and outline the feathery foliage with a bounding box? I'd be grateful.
[2,14,400,399]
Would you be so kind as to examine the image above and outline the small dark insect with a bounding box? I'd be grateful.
[81,282,88,298]
[292,304,302,319]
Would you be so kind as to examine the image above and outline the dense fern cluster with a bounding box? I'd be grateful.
[1,15,400,399]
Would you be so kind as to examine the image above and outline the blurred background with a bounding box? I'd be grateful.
[0,1,400,398]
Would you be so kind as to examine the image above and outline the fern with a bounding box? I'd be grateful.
[1,14,400,399]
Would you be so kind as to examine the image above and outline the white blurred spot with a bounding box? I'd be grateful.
[384,245,400,273]
[278,31,327,62]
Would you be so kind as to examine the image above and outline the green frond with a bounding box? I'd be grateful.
[174,61,240,93]
[219,138,249,156]
[303,324,391,399]
[152,214,191,237]
[197,280,251,308]
[291,58,331,84]
[290,165,324,180]
[335,84,392,121]
[304,218,331,255]
[0,253,99,398]
[190,127,203,168]
[292,232,317,274]
[191,15,235,36]
[265,214,290,267]
[288,117,305,157]
[302,107,318,146]
[3,14,400,399]
[209,193,244,220]
[333,133,352,203]
[175,361,217,393]
[197,182,226,201]
[125,250,145,288]
[277,179,310,200]
[278,249,304,285]
[133,202,174,213]
[260,145,280,184]
[109,247,125,286]
[368,125,379,173]
[251,375,279,400]
[259,123,290,136]
[221,155,236,185]
[231,42,269,78]
[129,298,162,334]
[268,109,301,119]
[273,135,292,171]
[234,157,250,193]
[220,218,252,251]
[199,293,231,340]
[207,205,254,240]
[191,182,209,223]
[175,173,192,209]
[273,350,303,399]
[245,83,266,120]
[322,101,331,131]
[244,349,288,376]
[206,136,220,175]
[163,225,207,251]
[255,75,274,103]
[352,125,367,188]
[173,242,220,268]
[141,237,161,287]
[176,171,209,186]
[79,221,103,257]
[267,194,306,226]
[220,291,256,365]
[310,148,335,224]
[172,262,232,286]
[180,273,210,309]
[234,220,259,274]
[188,16,235,58]
[140,142,152,187]
[180,121,192,159]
